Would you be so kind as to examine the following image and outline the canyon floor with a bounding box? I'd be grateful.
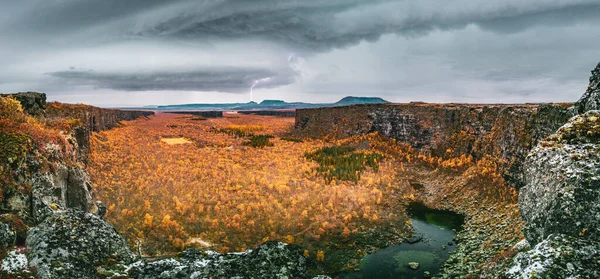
[87,112,523,277]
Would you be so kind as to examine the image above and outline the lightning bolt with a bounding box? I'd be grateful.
[250,77,272,102]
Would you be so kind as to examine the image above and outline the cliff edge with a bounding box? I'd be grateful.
[508,111,600,278]
[506,64,600,278]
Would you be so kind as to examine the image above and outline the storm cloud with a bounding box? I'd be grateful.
[48,67,294,93]
[1,0,600,106]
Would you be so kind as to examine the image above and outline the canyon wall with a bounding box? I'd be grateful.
[295,103,573,187]
[1,92,153,227]
[0,92,154,278]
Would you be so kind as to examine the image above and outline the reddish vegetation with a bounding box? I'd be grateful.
[0,97,71,200]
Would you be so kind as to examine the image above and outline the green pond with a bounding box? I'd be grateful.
[336,203,464,279]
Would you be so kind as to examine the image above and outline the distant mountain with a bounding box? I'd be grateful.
[259,100,287,106]
[127,96,389,111]
[333,96,389,106]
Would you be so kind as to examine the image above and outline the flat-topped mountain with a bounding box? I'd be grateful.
[333,96,388,106]
[143,96,390,111]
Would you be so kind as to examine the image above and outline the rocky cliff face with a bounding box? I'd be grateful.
[506,63,600,278]
[574,62,600,114]
[519,111,600,244]
[508,110,600,278]
[295,103,572,187]
[0,94,153,278]
[44,102,154,162]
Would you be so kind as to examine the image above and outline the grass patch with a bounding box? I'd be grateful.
[281,136,303,143]
[191,117,207,121]
[215,125,264,138]
[160,137,192,145]
[244,135,274,148]
[305,146,383,183]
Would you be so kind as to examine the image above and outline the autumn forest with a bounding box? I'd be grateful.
[87,111,520,273]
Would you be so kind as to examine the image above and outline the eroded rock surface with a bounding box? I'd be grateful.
[27,210,135,279]
[295,103,572,187]
[0,222,14,249]
[575,62,600,114]
[519,111,600,244]
[122,242,307,279]
[30,164,95,224]
[507,234,600,279]
[509,110,600,278]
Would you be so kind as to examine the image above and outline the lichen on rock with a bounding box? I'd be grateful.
[0,222,15,250]
[509,109,600,278]
[124,241,308,279]
[574,62,600,114]
[506,234,600,279]
[519,111,600,244]
[27,209,135,279]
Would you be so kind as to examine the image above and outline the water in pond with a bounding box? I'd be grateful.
[337,203,464,279]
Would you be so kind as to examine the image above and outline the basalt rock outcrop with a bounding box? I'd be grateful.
[44,102,154,162]
[29,164,95,224]
[0,223,14,250]
[507,234,600,278]
[508,64,600,278]
[0,92,47,115]
[574,62,600,114]
[27,210,135,279]
[295,103,573,187]
[122,242,308,279]
[0,94,153,278]
[507,111,600,278]
[519,111,600,244]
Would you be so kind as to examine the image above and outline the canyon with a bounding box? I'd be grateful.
[0,61,599,278]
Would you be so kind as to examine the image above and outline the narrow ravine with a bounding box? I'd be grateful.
[336,203,464,279]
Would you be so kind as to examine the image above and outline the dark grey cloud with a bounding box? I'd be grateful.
[1,0,600,105]
[7,1,600,51]
[48,68,294,93]
[109,0,600,51]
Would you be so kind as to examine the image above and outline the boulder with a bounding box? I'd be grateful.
[27,210,135,279]
[408,262,420,270]
[574,62,600,114]
[519,111,600,244]
[506,234,600,279]
[125,241,307,279]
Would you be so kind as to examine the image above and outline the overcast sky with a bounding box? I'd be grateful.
[1,0,600,106]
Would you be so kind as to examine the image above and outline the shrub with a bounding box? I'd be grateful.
[280,137,303,143]
[0,97,25,122]
[244,135,274,148]
[305,146,383,183]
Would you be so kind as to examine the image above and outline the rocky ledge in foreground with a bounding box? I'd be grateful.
[120,242,308,279]
[26,209,314,279]
[27,210,135,278]
[508,110,600,278]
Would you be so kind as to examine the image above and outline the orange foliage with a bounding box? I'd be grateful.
[89,113,410,255]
